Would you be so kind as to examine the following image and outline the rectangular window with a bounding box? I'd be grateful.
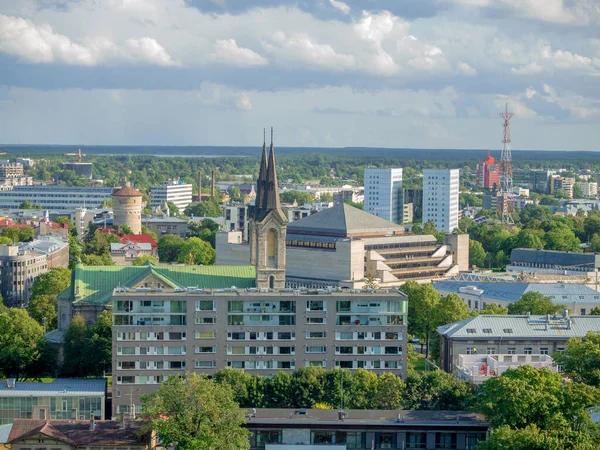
[466,347,476,355]
[195,331,216,339]
[540,348,549,355]
[195,317,215,324]
[524,347,533,355]
[306,331,326,339]
[306,346,326,353]
[407,432,426,449]
[312,431,335,445]
[338,332,354,340]
[377,432,394,448]
[195,346,216,353]
[307,300,325,311]
[337,301,351,312]
[486,348,496,355]
[196,300,215,311]
[436,433,456,449]
[307,317,325,324]
[228,301,244,312]
[507,348,516,355]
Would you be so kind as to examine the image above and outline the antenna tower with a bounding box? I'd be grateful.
[499,103,514,224]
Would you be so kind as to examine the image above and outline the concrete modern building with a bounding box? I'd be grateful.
[224,202,249,239]
[0,235,69,306]
[6,419,152,449]
[0,186,113,210]
[217,204,468,287]
[0,379,106,424]
[0,163,24,181]
[437,313,600,374]
[111,286,408,417]
[434,279,600,315]
[423,169,459,233]
[150,179,193,212]
[244,409,489,450]
[112,184,143,234]
[476,152,499,189]
[141,217,187,238]
[403,189,423,220]
[364,168,403,224]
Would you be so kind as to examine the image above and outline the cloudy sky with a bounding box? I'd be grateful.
[0,0,599,150]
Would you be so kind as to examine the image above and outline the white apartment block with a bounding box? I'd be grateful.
[364,168,403,224]
[150,180,193,212]
[576,181,598,198]
[423,169,459,233]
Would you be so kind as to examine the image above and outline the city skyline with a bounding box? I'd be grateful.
[0,0,598,150]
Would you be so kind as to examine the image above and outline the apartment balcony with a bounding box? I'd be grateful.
[335,315,404,326]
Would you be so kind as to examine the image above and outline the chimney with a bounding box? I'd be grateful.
[211,171,216,197]
[90,416,96,431]
[197,172,202,199]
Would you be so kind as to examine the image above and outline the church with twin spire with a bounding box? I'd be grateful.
[249,128,288,289]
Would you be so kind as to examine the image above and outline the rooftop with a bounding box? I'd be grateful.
[59,263,256,305]
[510,248,600,267]
[7,420,149,446]
[288,203,403,238]
[0,378,106,397]
[244,409,488,428]
[433,281,600,304]
[437,314,600,339]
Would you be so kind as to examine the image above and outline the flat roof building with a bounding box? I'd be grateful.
[0,378,106,424]
[423,169,459,233]
[244,408,489,450]
[364,168,403,224]
[150,179,193,212]
[0,186,113,210]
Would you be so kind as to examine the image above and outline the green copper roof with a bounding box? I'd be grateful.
[58,263,256,305]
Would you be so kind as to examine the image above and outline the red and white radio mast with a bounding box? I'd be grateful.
[499,103,515,224]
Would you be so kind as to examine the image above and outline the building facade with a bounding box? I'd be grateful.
[141,217,188,238]
[245,409,489,450]
[437,313,600,374]
[576,181,598,197]
[150,180,193,212]
[111,288,408,417]
[64,162,93,179]
[364,168,403,224]
[423,169,459,233]
[0,379,106,424]
[0,236,69,306]
[0,186,113,210]
[476,152,499,189]
[507,248,600,278]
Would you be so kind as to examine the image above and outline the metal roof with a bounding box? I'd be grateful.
[510,248,600,268]
[437,314,600,339]
[433,281,600,304]
[0,379,106,398]
[288,203,402,237]
[0,424,12,444]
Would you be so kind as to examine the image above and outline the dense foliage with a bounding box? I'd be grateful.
[62,311,112,377]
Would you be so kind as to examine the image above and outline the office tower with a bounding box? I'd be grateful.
[364,168,403,224]
[423,169,459,233]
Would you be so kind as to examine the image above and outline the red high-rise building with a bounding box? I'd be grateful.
[476,152,500,188]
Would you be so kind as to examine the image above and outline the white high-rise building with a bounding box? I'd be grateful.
[364,168,404,224]
[150,179,193,212]
[423,169,460,232]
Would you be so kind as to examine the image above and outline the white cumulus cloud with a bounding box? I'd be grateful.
[212,39,268,67]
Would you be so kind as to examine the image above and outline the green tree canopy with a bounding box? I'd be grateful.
[142,373,250,450]
[469,239,487,268]
[1,225,34,243]
[27,295,58,331]
[158,234,185,262]
[228,186,244,202]
[167,201,180,217]
[280,190,314,205]
[81,253,115,266]
[62,314,90,377]
[508,292,565,315]
[177,237,216,265]
[29,268,71,299]
[479,303,509,315]
[553,332,600,386]
[132,255,159,266]
[0,306,44,378]
[185,197,222,218]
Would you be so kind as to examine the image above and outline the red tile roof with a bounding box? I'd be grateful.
[120,234,157,248]
[113,186,143,197]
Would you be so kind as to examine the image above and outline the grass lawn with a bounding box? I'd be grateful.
[410,354,428,372]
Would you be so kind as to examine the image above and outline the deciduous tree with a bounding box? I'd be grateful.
[0,306,44,378]
[142,373,250,450]
[508,292,564,315]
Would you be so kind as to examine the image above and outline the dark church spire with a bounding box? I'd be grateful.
[256,128,268,211]
[265,127,281,211]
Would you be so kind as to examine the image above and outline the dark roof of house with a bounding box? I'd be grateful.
[244,409,488,428]
[288,203,402,238]
[8,420,149,446]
